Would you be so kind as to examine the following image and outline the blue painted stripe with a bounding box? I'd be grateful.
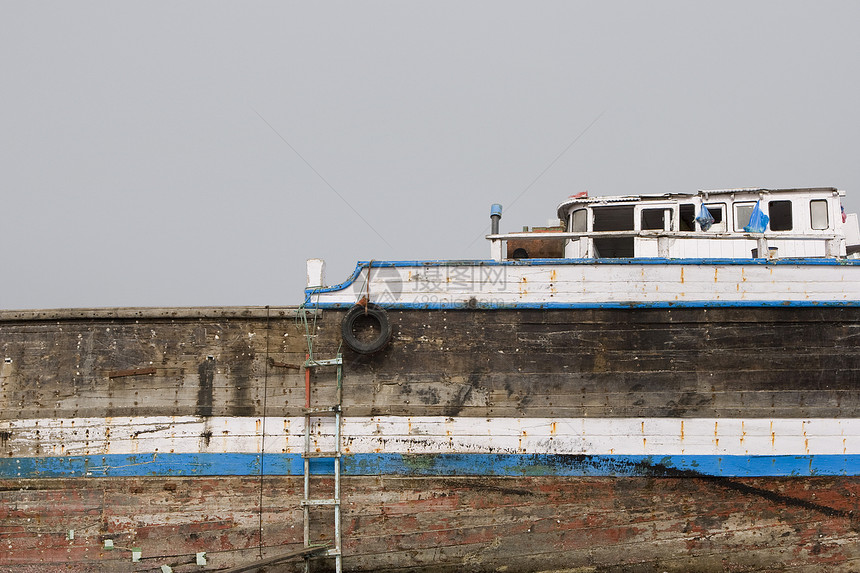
[350,257,860,270]
[305,300,860,310]
[0,453,301,478]
[2,453,859,478]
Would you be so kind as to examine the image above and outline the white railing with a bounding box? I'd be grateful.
[487,231,843,261]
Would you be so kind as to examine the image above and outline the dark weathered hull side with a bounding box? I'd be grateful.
[2,307,859,420]
[1,475,859,572]
[340,306,860,419]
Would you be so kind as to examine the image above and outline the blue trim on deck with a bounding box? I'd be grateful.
[305,300,860,310]
[2,453,859,479]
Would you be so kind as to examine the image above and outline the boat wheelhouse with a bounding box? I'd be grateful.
[493,187,860,261]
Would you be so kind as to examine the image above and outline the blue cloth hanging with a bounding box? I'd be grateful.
[743,201,769,233]
[696,204,715,231]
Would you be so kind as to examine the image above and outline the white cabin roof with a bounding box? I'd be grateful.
[556,187,841,219]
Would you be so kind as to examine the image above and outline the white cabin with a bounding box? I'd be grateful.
[489,187,860,261]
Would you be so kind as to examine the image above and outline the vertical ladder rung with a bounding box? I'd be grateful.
[302,451,341,458]
[303,406,341,415]
[301,498,340,506]
[305,357,343,367]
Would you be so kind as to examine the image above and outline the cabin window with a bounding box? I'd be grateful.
[679,204,696,231]
[570,209,587,232]
[810,199,829,230]
[734,202,756,232]
[592,205,634,258]
[640,208,672,231]
[592,205,634,231]
[768,200,792,231]
[703,203,726,232]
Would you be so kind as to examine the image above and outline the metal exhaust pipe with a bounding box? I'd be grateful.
[490,204,502,234]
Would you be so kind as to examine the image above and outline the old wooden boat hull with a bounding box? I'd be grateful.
[3,475,859,572]
[2,301,859,571]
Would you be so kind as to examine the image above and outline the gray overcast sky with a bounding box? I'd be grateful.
[2,2,859,309]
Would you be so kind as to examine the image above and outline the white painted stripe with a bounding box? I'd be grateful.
[312,263,860,306]
[2,416,857,457]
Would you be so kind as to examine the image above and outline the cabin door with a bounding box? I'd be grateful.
[634,203,677,257]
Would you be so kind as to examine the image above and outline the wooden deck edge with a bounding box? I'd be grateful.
[0,306,320,322]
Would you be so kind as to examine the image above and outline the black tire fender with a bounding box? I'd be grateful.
[341,303,393,355]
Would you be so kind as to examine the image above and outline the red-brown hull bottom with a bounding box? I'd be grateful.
[2,475,859,572]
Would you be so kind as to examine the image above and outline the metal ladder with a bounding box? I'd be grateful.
[301,354,343,573]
